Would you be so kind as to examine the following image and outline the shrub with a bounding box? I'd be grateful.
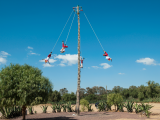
[138,92,145,101]
[107,93,123,111]
[98,102,106,112]
[80,99,89,112]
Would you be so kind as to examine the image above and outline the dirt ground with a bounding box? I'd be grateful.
[0,103,160,120]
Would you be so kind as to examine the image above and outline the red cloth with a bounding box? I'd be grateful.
[62,43,65,47]
[64,45,68,48]
[108,58,111,60]
[103,52,108,56]
[81,60,83,63]
[48,54,51,58]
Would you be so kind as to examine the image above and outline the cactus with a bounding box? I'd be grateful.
[124,101,134,112]
[40,105,48,113]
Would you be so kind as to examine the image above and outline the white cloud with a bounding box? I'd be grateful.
[39,59,57,63]
[92,66,99,69]
[54,54,78,66]
[28,46,33,49]
[0,57,7,65]
[143,68,146,70]
[43,64,54,67]
[118,73,125,75]
[27,47,40,55]
[88,67,90,69]
[31,53,36,55]
[136,58,156,65]
[100,63,112,69]
[0,51,10,65]
[0,51,11,57]
[59,63,66,67]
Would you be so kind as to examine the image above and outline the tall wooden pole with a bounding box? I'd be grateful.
[76,5,81,115]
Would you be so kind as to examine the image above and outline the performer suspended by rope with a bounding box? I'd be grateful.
[60,41,68,53]
[103,51,112,62]
[80,57,85,68]
[42,52,52,64]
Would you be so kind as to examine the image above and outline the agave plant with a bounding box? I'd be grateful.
[66,102,73,112]
[138,103,153,118]
[133,103,140,113]
[40,105,48,113]
[62,104,67,112]
[56,103,62,112]
[117,103,124,112]
[51,104,56,113]
[124,101,134,112]
[86,104,92,112]
[98,102,106,112]
[28,106,34,114]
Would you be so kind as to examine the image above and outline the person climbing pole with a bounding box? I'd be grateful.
[103,51,112,62]
[60,41,68,53]
[80,57,85,68]
[42,52,52,64]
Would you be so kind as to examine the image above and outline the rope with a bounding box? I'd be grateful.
[83,12,105,51]
[65,11,76,44]
[52,10,74,52]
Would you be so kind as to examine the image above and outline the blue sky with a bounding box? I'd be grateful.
[0,0,160,93]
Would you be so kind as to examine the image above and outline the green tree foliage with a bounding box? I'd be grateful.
[146,81,160,98]
[107,93,123,111]
[0,64,53,119]
[48,90,61,102]
[137,85,147,99]
[121,88,129,99]
[84,94,97,101]
[80,99,89,112]
[59,88,68,96]
[138,92,145,101]
[86,87,94,95]
[129,86,138,98]
[61,92,76,101]
[79,88,86,99]
[112,86,123,94]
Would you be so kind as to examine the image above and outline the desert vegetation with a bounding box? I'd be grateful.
[0,63,160,119]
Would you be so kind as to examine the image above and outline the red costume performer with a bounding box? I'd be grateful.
[103,51,112,62]
[80,58,85,68]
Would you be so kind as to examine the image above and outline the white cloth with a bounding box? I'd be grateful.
[45,57,49,63]
[60,47,65,52]
[106,56,110,59]
[80,63,83,68]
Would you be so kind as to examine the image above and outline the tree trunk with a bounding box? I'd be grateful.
[22,105,26,120]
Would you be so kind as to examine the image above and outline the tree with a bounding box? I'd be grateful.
[129,86,138,98]
[120,88,129,99]
[0,64,53,120]
[112,86,123,94]
[107,93,123,111]
[98,86,106,95]
[61,92,76,101]
[146,80,160,98]
[59,88,68,96]
[79,88,86,99]
[84,94,97,101]
[86,87,94,95]
[48,90,61,102]
[137,85,147,99]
